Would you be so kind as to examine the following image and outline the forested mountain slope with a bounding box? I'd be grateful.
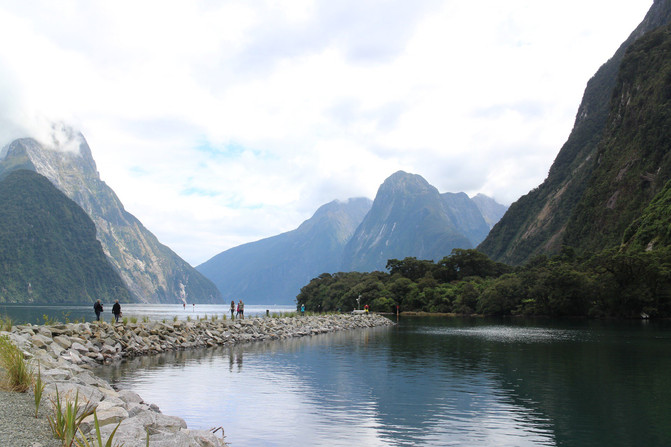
[0,170,131,304]
[479,0,671,264]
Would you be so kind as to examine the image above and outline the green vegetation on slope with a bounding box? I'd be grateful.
[565,25,671,252]
[623,179,671,250]
[0,170,131,304]
[479,2,671,264]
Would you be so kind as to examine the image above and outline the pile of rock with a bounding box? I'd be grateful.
[2,314,394,446]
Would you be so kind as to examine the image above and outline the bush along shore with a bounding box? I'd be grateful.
[2,313,395,446]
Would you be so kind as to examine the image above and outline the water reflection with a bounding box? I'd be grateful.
[94,318,671,447]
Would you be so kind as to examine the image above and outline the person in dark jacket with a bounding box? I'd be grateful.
[94,299,103,321]
[112,300,121,323]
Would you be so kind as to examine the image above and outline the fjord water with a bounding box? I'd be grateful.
[0,303,295,325]
[92,317,671,447]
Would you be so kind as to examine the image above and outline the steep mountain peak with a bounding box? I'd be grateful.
[380,170,435,194]
[0,129,221,304]
[342,171,472,272]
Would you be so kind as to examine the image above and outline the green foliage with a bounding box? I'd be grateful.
[75,410,123,447]
[48,387,96,447]
[0,314,12,331]
[34,363,45,418]
[298,246,671,318]
[43,314,59,325]
[0,334,32,392]
[623,179,671,250]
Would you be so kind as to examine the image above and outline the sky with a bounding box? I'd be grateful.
[0,0,654,266]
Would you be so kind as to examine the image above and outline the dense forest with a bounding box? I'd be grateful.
[296,247,671,318]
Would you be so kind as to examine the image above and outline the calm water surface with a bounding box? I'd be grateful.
[0,303,294,325]
[93,317,671,447]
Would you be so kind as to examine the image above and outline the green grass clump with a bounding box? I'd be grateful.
[129,317,138,324]
[42,314,59,325]
[34,363,45,418]
[48,387,96,447]
[0,314,13,331]
[141,316,150,323]
[75,410,122,447]
[0,335,32,392]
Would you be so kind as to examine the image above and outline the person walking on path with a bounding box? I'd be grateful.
[230,300,236,319]
[301,303,305,316]
[239,300,245,319]
[94,299,103,321]
[112,300,122,323]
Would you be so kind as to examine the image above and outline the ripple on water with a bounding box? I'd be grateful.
[417,325,588,344]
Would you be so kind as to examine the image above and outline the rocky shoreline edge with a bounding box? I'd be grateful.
[2,313,395,446]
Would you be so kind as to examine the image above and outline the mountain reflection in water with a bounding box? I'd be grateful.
[94,317,671,447]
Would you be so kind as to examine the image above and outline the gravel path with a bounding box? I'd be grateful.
[0,390,61,447]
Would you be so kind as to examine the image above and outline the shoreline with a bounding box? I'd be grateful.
[1,313,395,446]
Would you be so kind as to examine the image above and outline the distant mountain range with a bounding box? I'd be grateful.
[198,198,372,305]
[0,129,221,304]
[479,0,671,264]
[198,171,507,304]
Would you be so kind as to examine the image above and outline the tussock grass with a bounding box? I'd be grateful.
[0,334,32,392]
[0,314,12,331]
[75,410,123,447]
[34,363,45,417]
[48,386,96,447]
[42,314,59,325]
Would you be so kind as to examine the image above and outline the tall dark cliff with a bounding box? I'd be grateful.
[564,24,671,251]
[197,198,372,304]
[479,0,671,264]
[0,130,222,304]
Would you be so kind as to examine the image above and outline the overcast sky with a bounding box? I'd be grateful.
[0,0,653,265]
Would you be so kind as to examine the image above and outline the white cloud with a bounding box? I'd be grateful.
[0,0,654,265]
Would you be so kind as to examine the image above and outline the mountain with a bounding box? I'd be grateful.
[341,171,473,272]
[0,170,131,304]
[0,128,222,304]
[197,198,372,304]
[479,0,671,264]
[441,192,491,246]
[563,24,671,252]
[471,193,508,229]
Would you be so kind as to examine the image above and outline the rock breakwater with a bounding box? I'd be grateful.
[2,314,394,446]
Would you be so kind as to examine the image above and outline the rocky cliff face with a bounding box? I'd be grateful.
[341,171,473,272]
[471,193,508,229]
[441,192,491,246]
[478,0,671,264]
[0,128,221,304]
[197,198,372,304]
